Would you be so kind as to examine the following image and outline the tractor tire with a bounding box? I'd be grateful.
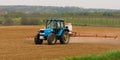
[47,33,57,45]
[60,31,70,44]
[34,34,43,44]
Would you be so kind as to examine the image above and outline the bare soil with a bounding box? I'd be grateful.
[0,26,120,60]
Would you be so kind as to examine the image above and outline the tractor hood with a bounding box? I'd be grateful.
[44,28,53,36]
[40,28,53,36]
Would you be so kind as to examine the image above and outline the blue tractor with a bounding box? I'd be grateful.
[34,18,70,45]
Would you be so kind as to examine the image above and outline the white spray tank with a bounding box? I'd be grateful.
[65,23,72,34]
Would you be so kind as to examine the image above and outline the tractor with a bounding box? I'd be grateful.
[34,18,70,45]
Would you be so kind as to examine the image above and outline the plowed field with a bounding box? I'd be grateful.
[0,26,120,60]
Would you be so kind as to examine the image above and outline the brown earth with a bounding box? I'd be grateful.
[0,26,120,60]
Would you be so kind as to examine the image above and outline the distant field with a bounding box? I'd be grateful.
[0,16,120,27]
[37,17,120,27]
[63,17,120,27]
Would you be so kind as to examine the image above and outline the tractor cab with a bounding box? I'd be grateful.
[46,18,65,34]
[34,18,70,45]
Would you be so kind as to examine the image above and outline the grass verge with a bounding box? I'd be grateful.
[65,50,120,60]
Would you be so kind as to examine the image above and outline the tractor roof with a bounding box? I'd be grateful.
[47,18,64,21]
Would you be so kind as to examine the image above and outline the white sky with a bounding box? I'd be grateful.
[0,0,120,9]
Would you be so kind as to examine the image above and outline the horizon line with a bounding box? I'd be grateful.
[0,5,120,10]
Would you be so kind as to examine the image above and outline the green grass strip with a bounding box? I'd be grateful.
[66,50,120,60]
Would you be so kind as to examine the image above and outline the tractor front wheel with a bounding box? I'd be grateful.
[47,33,57,45]
[34,34,43,44]
[60,31,70,44]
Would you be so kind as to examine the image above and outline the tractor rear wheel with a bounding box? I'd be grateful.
[60,31,70,44]
[47,33,57,45]
[34,34,43,44]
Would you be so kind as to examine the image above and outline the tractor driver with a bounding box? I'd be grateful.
[56,21,61,28]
